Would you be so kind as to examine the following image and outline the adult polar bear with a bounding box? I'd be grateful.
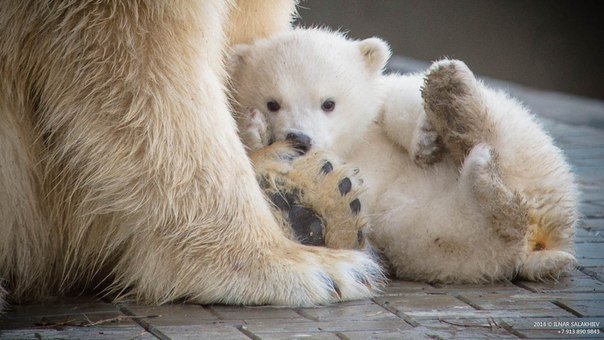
[0,1,382,308]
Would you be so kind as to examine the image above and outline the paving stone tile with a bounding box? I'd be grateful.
[122,303,218,326]
[498,292,604,302]
[373,294,476,319]
[414,318,517,338]
[579,258,604,266]
[0,327,152,339]
[243,319,412,334]
[380,280,435,296]
[580,202,604,218]
[557,297,604,317]
[500,317,604,339]
[0,298,137,330]
[516,270,604,293]
[250,330,341,339]
[0,312,142,330]
[581,218,604,231]
[429,281,528,294]
[376,292,577,320]
[580,187,604,203]
[576,243,604,260]
[581,266,604,281]
[155,324,248,339]
[209,305,304,320]
[575,227,604,242]
[458,293,572,317]
[296,301,397,321]
[1,297,118,317]
[338,329,430,340]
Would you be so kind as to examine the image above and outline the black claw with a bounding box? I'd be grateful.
[288,205,325,246]
[321,275,341,299]
[338,177,352,196]
[349,199,361,215]
[320,161,333,174]
[353,167,360,175]
[352,270,370,288]
[357,229,364,245]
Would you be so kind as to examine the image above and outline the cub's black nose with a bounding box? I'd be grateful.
[286,132,312,153]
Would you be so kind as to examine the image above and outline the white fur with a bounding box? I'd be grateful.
[0,2,382,309]
[229,28,578,283]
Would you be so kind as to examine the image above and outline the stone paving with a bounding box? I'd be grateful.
[1,69,604,339]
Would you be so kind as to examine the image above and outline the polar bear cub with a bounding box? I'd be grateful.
[229,28,578,283]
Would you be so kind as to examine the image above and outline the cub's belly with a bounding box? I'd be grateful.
[344,131,410,212]
[344,129,458,214]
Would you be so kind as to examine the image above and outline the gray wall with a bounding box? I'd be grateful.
[296,0,603,100]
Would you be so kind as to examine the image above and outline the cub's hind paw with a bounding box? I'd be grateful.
[422,59,490,163]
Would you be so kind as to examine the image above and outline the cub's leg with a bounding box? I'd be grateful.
[379,75,444,166]
[422,59,494,164]
[423,59,577,280]
[372,144,527,283]
[459,144,529,244]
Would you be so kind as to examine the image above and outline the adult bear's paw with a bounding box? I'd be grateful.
[250,141,369,250]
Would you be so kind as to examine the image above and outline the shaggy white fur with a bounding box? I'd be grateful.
[230,28,578,283]
[0,1,383,309]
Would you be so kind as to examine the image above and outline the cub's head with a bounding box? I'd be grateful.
[229,28,391,155]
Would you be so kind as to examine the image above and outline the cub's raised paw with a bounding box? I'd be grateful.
[250,142,369,250]
[422,59,489,163]
[411,114,444,166]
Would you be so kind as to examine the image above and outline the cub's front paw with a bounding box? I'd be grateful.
[239,108,271,153]
[410,115,444,166]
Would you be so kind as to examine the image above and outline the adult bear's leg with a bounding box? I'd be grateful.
[0,97,55,304]
[0,1,381,306]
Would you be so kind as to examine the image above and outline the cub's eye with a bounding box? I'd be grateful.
[266,100,281,112]
[321,100,335,112]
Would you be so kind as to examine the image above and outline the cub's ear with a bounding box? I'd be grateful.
[227,44,252,72]
[358,37,392,74]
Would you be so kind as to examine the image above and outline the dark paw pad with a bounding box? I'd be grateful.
[289,205,325,246]
[321,161,334,174]
[338,177,352,196]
